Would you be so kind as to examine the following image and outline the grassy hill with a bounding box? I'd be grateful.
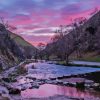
[9,32,33,47]
[9,32,38,58]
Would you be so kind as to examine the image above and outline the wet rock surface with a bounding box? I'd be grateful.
[0,61,100,100]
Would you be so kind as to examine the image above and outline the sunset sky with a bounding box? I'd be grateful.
[0,0,100,46]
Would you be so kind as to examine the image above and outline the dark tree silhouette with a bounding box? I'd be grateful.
[86,26,96,35]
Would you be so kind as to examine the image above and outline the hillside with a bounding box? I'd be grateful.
[0,24,25,71]
[45,11,100,61]
[0,23,37,71]
[9,32,38,58]
[74,11,100,53]
[9,32,33,47]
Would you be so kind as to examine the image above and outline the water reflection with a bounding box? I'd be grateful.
[21,84,100,99]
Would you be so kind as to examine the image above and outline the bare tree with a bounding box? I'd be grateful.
[45,17,87,64]
[0,17,9,29]
[71,17,87,58]
[50,25,75,64]
[0,17,17,32]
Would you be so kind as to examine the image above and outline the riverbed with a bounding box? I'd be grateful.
[16,62,100,100]
[1,61,100,100]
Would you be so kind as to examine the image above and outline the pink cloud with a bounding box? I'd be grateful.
[13,19,33,25]
[10,14,33,26]
[10,7,100,47]
[0,0,99,46]
[22,25,41,30]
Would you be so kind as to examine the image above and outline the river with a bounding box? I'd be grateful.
[21,84,100,100]
[27,62,100,79]
[14,62,100,100]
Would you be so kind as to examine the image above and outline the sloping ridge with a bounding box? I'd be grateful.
[65,11,100,54]
[9,32,33,47]
[83,11,100,27]
[9,32,38,59]
[79,11,100,52]
[0,24,25,70]
[45,11,100,58]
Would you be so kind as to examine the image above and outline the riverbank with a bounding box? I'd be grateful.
[0,61,100,100]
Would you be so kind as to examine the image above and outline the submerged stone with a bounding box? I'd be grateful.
[2,78,11,83]
[9,88,21,94]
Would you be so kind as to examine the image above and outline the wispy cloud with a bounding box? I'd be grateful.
[0,0,99,46]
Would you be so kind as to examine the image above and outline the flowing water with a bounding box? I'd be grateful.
[27,62,100,79]
[18,62,100,100]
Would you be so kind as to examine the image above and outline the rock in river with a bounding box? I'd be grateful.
[8,87,21,94]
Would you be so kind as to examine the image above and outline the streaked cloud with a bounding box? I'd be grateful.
[0,0,99,46]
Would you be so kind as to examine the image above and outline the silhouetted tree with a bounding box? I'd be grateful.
[50,25,75,64]
[86,26,96,35]
[71,17,87,58]
[0,17,9,29]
